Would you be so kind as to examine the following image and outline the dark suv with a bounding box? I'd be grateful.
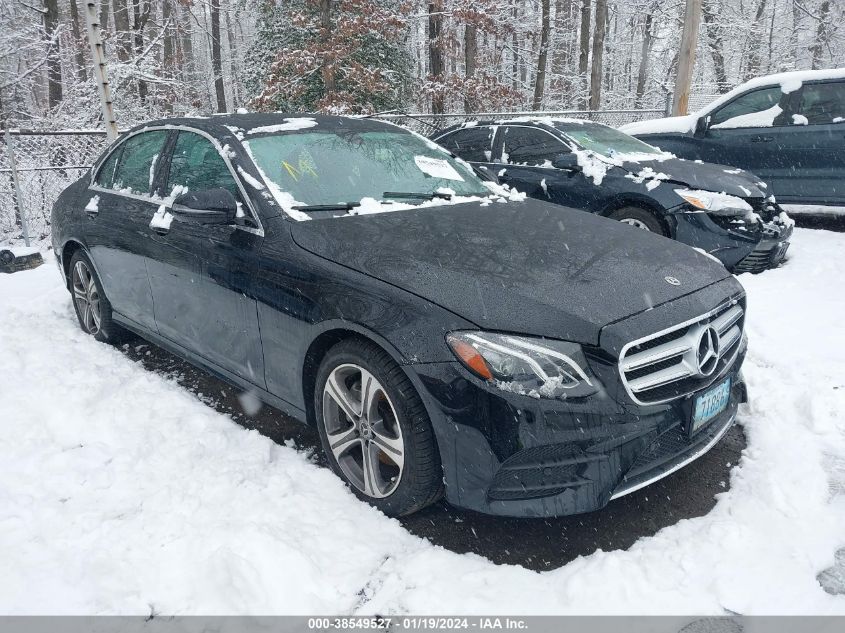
[433,118,792,273]
[52,114,748,518]
[621,68,845,210]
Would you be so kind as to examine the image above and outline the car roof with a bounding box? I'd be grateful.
[698,67,845,116]
[432,117,608,139]
[125,113,407,138]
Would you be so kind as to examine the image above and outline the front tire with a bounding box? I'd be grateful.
[608,206,666,235]
[315,338,443,516]
[68,251,130,344]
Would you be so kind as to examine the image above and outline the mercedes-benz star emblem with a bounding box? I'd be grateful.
[696,326,721,376]
[664,276,681,286]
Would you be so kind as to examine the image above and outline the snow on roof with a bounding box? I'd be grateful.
[621,67,845,135]
[246,118,318,135]
[469,116,594,127]
[695,67,845,118]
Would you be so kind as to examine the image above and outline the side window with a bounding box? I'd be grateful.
[501,126,565,166]
[797,82,845,125]
[166,131,240,198]
[95,146,122,189]
[436,126,495,162]
[710,87,789,129]
[111,131,169,194]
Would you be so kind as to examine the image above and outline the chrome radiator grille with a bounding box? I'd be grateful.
[619,299,745,405]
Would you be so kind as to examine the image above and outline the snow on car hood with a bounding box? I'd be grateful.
[289,198,732,345]
[617,156,768,199]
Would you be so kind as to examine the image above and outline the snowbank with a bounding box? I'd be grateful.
[1,230,844,614]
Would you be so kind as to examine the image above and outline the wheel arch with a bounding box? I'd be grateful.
[599,195,673,237]
[60,239,86,288]
[301,324,415,428]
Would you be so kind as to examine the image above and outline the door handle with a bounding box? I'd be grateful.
[750,135,774,143]
[86,209,98,219]
[151,226,170,236]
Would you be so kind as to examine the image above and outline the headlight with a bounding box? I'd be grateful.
[675,188,754,217]
[446,332,599,399]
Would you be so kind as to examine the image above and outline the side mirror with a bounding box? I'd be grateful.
[171,188,237,225]
[552,153,581,172]
[694,116,709,136]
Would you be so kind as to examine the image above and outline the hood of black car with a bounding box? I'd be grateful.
[619,157,767,199]
[290,199,732,345]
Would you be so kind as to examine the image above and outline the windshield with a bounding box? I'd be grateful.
[554,123,663,159]
[244,130,489,210]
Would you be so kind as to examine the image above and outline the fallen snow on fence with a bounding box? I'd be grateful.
[0,229,843,614]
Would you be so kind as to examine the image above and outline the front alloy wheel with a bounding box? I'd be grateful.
[315,339,443,516]
[322,364,404,498]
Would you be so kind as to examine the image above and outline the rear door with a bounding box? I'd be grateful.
[87,130,170,333]
[493,125,595,208]
[698,86,799,194]
[783,80,845,204]
[145,129,267,387]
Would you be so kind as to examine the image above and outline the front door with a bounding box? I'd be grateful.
[493,125,596,209]
[698,86,799,196]
[145,129,267,387]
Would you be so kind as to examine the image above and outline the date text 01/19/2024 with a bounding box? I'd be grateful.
[307,617,529,630]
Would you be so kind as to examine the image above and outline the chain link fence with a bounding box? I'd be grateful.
[375,108,665,134]
[0,108,664,244]
[1,130,113,243]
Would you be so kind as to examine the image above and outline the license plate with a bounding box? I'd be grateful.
[691,378,731,434]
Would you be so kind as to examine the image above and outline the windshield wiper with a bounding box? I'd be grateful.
[291,202,360,212]
[383,191,453,201]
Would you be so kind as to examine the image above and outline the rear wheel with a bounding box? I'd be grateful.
[68,251,130,344]
[609,206,666,235]
[315,338,443,516]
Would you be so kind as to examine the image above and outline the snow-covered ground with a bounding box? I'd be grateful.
[1,229,844,615]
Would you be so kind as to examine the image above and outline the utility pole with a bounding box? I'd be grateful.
[84,1,118,140]
[673,0,702,116]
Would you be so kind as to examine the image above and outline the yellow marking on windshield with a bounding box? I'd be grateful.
[282,161,300,181]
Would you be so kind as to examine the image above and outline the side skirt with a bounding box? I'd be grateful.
[112,312,308,424]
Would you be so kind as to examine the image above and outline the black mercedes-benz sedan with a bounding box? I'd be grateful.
[432,118,793,274]
[52,114,748,518]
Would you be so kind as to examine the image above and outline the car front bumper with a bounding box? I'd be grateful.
[409,341,747,517]
[671,210,792,272]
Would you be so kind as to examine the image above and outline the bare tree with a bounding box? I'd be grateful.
[810,0,832,69]
[532,0,552,110]
[702,0,728,91]
[635,12,653,105]
[743,0,769,80]
[464,22,478,112]
[42,0,62,109]
[428,0,444,113]
[210,0,227,112]
[578,0,591,108]
[589,0,607,109]
[69,0,88,84]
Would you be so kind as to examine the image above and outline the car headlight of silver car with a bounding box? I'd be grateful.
[446,332,599,399]
[675,188,755,217]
